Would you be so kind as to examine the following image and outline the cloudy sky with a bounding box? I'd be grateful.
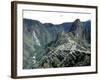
[23,10,91,24]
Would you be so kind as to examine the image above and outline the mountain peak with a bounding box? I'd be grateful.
[75,19,81,22]
[69,19,84,39]
[70,19,83,31]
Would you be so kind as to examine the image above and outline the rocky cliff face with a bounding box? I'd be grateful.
[23,18,91,69]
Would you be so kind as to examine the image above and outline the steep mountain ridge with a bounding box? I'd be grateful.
[23,18,91,69]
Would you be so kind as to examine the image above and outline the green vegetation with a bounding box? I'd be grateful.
[23,18,91,69]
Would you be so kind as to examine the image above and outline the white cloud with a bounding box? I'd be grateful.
[23,10,91,24]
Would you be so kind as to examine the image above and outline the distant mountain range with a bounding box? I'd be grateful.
[23,18,91,69]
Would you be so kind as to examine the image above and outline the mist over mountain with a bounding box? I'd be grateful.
[23,18,91,69]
